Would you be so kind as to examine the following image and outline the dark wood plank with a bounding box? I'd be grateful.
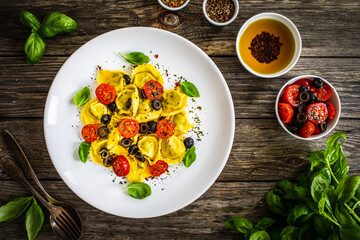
[0,180,272,240]
[0,56,359,118]
[1,118,359,181]
[0,0,359,57]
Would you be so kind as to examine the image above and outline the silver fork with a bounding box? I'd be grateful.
[0,155,82,240]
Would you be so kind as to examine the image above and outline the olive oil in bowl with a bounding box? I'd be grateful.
[239,18,296,75]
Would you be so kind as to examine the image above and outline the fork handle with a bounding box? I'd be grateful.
[0,155,56,211]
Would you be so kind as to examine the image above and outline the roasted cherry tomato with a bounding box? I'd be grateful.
[298,121,315,138]
[278,103,294,123]
[325,102,335,122]
[307,102,328,124]
[149,160,168,177]
[295,78,312,90]
[313,124,321,135]
[312,83,332,101]
[156,119,175,139]
[118,118,140,138]
[96,83,117,105]
[112,155,130,176]
[143,80,164,101]
[81,124,98,142]
[284,84,300,107]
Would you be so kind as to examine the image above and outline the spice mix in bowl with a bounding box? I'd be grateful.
[236,13,301,78]
[203,0,239,26]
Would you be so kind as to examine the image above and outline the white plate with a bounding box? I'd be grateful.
[44,27,235,218]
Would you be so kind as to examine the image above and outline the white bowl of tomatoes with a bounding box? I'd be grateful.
[275,75,340,140]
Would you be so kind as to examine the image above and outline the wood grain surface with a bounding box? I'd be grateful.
[0,0,359,239]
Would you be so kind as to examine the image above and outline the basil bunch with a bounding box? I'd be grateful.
[19,10,77,64]
[0,196,44,240]
[225,132,360,240]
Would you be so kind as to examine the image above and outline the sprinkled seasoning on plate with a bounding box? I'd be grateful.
[205,0,235,23]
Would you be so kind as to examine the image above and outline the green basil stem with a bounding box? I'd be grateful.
[345,203,360,223]
[322,213,340,227]
[352,201,360,211]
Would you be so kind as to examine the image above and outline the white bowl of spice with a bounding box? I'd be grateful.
[158,0,190,11]
[236,13,302,78]
[203,0,239,26]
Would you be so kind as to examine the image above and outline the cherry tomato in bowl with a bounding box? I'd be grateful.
[307,102,328,124]
[278,103,294,123]
[284,84,300,107]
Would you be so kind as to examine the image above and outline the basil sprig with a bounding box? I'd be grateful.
[0,196,44,240]
[73,86,90,108]
[19,11,77,64]
[183,146,196,168]
[180,81,200,98]
[78,142,91,163]
[123,183,151,199]
[119,52,150,65]
[225,132,360,240]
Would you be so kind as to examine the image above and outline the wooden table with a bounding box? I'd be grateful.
[1,0,359,239]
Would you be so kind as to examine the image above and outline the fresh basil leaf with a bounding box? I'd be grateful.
[339,223,360,240]
[73,86,90,108]
[280,226,299,240]
[324,132,346,165]
[309,150,325,171]
[249,230,270,240]
[318,198,327,216]
[24,32,46,65]
[322,185,336,214]
[19,10,40,31]
[224,217,253,234]
[310,172,330,203]
[336,175,360,204]
[180,81,200,98]
[0,196,33,222]
[25,199,44,240]
[335,204,360,239]
[276,180,295,200]
[313,214,333,238]
[265,189,287,216]
[119,52,150,65]
[287,203,310,226]
[328,230,341,240]
[332,148,348,182]
[39,12,77,37]
[254,217,276,230]
[183,146,196,168]
[298,221,312,239]
[124,183,151,199]
[78,142,91,163]
[293,185,309,201]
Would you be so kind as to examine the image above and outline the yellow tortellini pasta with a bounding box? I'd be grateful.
[80,64,196,184]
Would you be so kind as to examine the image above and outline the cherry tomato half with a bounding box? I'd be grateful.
[96,83,117,105]
[295,78,312,91]
[298,121,315,138]
[156,119,175,139]
[149,160,168,177]
[112,155,130,177]
[278,103,294,123]
[81,124,98,142]
[325,102,335,122]
[313,124,321,135]
[284,84,300,107]
[143,80,164,101]
[312,83,332,101]
[307,102,328,124]
[118,118,140,138]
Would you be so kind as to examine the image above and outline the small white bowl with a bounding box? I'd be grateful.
[275,75,341,140]
[203,0,239,26]
[158,0,190,11]
[236,13,302,78]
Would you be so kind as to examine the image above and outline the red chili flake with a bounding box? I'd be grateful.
[166,73,169,77]
[249,31,283,64]
[154,54,159,59]
[205,0,235,23]
[197,106,202,110]
[97,65,102,70]
[175,82,180,87]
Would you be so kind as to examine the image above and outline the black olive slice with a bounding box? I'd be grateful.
[128,145,139,155]
[103,158,112,167]
[152,99,162,110]
[101,114,111,124]
[320,122,327,132]
[299,92,310,103]
[123,74,131,85]
[126,98,132,109]
[309,92,319,103]
[312,78,324,88]
[148,121,157,133]
[139,123,149,134]
[298,104,308,113]
[184,137,194,149]
[100,148,110,159]
[98,126,109,138]
[299,85,308,93]
[120,138,133,148]
[135,152,145,162]
[296,112,307,123]
[108,101,117,112]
